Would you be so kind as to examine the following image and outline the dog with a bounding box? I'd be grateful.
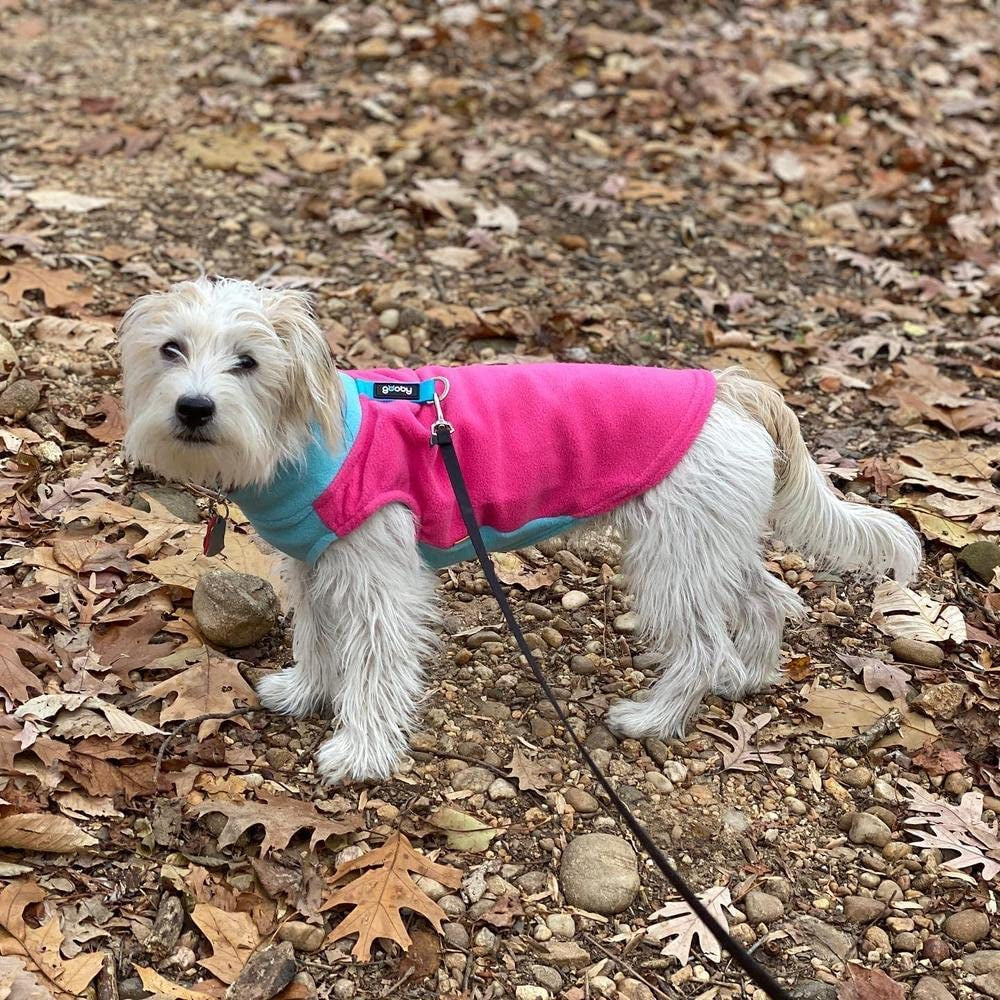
[118,276,921,783]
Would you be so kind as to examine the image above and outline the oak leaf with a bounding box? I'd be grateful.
[507,747,549,793]
[92,612,179,681]
[426,807,502,852]
[0,264,93,310]
[189,905,258,985]
[0,881,105,996]
[0,814,97,853]
[872,582,966,644]
[81,395,125,445]
[801,683,938,750]
[133,967,215,1000]
[0,628,55,707]
[837,653,909,701]
[192,791,362,856]
[410,178,474,219]
[645,886,734,965]
[0,955,54,1000]
[176,129,286,174]
[321,833,462,961]
[142,648,258,739]
[697,704,785,772]
[490,552,559,590]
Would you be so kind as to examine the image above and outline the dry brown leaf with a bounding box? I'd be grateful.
[92,612,179,681]
[490,552,559,590]
[190,905,258,985]
[706,348,789,389]
[0,882,105,996]
[410,178,474,219]
[82,395,125,444]
[176,128,286,174]
[801,683,938,750]
[697,704,785,772]
[193,790,362,856]
[911,745,966,777]
[0,814,97,853]
[645,886,733,965]
[872,581,967,644]
[837,653,910,701]
[0,627,54,707]
[29,317,116,352]
[897,440,1000,479]
[134,967,217,1000]
[0,264,93,310]
[142,647,258,738]
[322,833,462,962]
[51,537,131,575]
[837,964,904,1000]
[506,747,549,793]
[619,180,685,205]
[891,500,988,548]
[0,956,54,1000]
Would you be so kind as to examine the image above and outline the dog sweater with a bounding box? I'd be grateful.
[232,363,717,568]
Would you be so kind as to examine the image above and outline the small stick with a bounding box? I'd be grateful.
[379,967,414,998]
[582,934,676,1000]
[153,705,258,783]
[410,747,509,779]
[95,953,119,1000]
[829,708,903,757]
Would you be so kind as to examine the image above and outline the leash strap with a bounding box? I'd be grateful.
[430,419,792,1000]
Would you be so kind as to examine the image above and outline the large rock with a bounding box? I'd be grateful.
[193,570,279,648]
[943,908,990,943]
[559,833,639,915]
[912,978,956,1000]
[843,896,886,924]
[964,952,1000,975]
[848,812,891,848]
[959,541,1000,584]
[0,378,40,419]
[744,891,784,925]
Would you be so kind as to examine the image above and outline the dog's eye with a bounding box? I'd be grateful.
[160,341,185,362]
[232,355,257,373]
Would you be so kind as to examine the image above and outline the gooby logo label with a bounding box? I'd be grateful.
[374,383,416,400]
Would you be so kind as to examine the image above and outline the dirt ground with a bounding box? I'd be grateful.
[0,2,998,1000]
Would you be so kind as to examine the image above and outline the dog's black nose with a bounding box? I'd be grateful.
[175,394,215,429]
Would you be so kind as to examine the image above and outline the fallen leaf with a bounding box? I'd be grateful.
[837,963,904,1000]
[911,744,966,777]
[29,316,116,351]
[322,833,462,962]
[771,151,806,183]
[92,611,179,681]
[193,790,362,856]
[134,967,217,1000]
[0,814,97,853]
[82,394,125,444]
[645,886,734,965]
[411,178,474,219]
[897,440,1000,480]
[507,747,549,793]
[0,627,56,708]
[697,704,785,772]
[426,807,501,852]
[837,653,910,701]
[473,204,518,235]
[490,552,560,590]
[872,581,967,644]
[15,694,164,738]
[478,894,523,929]
[190,904,258,984]
[176,128,286,174]
[25,190,111,213]
[891,500,988,548]
[0,956,53,1000]
[801,683,939,750]
[426,247,481,271]
[0,263,93,310]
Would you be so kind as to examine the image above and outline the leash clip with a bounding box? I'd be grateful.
[430,377,453,445]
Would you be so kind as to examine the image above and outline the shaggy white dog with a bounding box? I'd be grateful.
[119,277,921,783]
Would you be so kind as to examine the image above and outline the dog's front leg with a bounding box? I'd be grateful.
[304,504,437,784]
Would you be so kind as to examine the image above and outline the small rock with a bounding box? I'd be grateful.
[790,983,836,1000]
[472,926,496,951]
[584,726,617,751]
[943,908,990,943]
[761,877,792,904]
[613,611,638,633]
[843,896,886,923]
[943,772,971,795]
[193,570,279,648]
[863,925,891,952]
[959,541,1000,584]
[225,941,296,1000]
[645,771,673,794]
[488,777,517,800]
[643,738,670,767]
[744,891,784,925]
[894,932,920,952]
[379,308,400,330]
[382,333,411,358]
[964,951,1000,975]
[722,807,750,834]
[565,787,599,814]
[356,36,391,59]
[561,590,589,611]
[662,760,688,785]
[0,379,41,419]
[890,637,944,668]
[588,976,616,999]
[976,973,1000,1000]
[439,894,466,918]
[545,913,575,939]
[539,941,591,968]
[570,654,598,675]
[118,979,146,1000]
[277,921,324,953]
[873,779,900,804]
[912,681,967,720]
[791,915,854,963]
[922,936,949,963]
[617,979,656,1000]
[529,967,563,993]
[349,162,386,196]
[848,812,892,848]
[132,485,202,522]
[514,987,550,1000]
[451,766,494,793]
[843,766,873,789]
[442,922,469,949]
[912,978,956,1000]
[560,833,639,915]
[332,980,354,1000]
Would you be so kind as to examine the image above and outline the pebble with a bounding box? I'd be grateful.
[618,979,656,1000]
[863,925,890,952]
[890,637,944,668]
[451,766,494,793]
[382,333,411,358]
[488,777,517,800]
[332,980,355,1000]
[976,973,1000,999]
[643,738,670,767]
[645,772,673,794]
[559,833,639,915]
[943,772,971,795]
[525,602,553,619]
[529,966,563,993]
[943,908,990,943]
[744,891,784,925]
[349,162,386,195]
[588,976,616,999]
[662,760,688,785]
[539,941,591,968]
[565,787,599,814]
[922,936,950,963]
[843,896,886,923]
[545,913,575,939]
[912,682,967,721]
[894,932,920,952]
[0,379,41,418]
[584,726,617,751]
[791,915,853,963]
[790,983,836,1000]
[472,926,496,951]
[515,987,550,1000]
[277,921,325,952]
[439,894,466,918]
[843,766,873,789]
[873,778,900,804]
[848,812,892,848]
[958,541,1000,584]
[912,978,956,1000]
[613,611,638,633]
[442,923,469,949]
[964,952,1000,975]
[762,877,792,903]
[192,570,279,648]
[561,590,589,611]
[378,308,400,330]
[570,654,598,675]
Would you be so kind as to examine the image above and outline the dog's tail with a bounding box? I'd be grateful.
[715,368,921,583]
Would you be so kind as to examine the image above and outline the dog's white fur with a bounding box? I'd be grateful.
[119,277,922,783]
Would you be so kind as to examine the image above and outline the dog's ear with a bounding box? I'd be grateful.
[264,289,340,449]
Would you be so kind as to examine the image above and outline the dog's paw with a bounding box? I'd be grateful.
[315,731,403,785]
[607,697,695,741]
[256,669,325,718]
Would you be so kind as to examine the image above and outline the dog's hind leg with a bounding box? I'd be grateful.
[606,402,775,739]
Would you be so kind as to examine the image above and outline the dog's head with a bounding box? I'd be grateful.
[118,277,339,490]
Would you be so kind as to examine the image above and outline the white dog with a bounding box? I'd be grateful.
[119,277,921,783]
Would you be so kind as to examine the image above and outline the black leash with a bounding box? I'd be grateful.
[430,415,792,1000]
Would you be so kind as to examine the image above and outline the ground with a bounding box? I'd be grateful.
[0,2,998,1000]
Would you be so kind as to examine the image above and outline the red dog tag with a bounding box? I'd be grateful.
[203,512,227,556]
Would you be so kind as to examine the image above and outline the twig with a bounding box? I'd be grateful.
[828,708,903,757]
[582,934,678,1000]
[95,951,119,1000]
[410,747,509,779]
[153,705,258,784]
[379,967,414,998]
